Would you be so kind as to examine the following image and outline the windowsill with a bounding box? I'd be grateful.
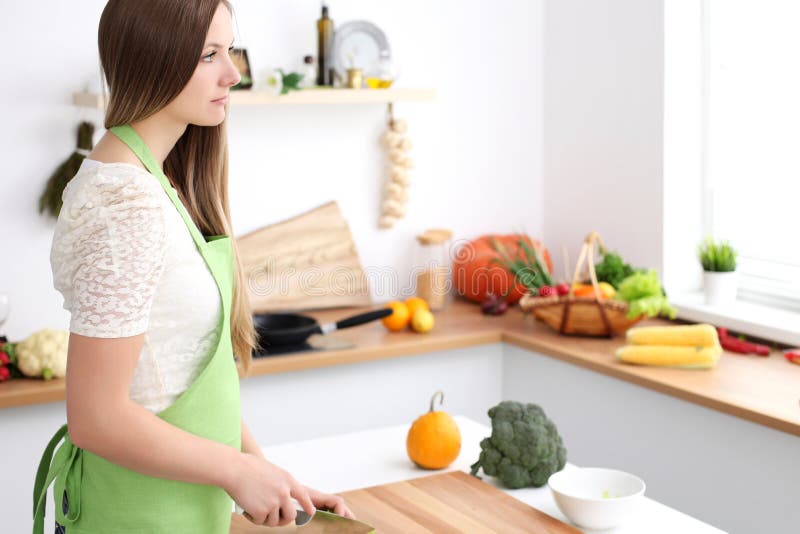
[672,292,800,347]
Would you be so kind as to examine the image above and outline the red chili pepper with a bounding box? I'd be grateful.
[784,349,800,365]
[717,327,770,356]
[0,351,8,365]
[0,366,10,381]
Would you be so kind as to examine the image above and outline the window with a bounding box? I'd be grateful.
[704,0,800,308]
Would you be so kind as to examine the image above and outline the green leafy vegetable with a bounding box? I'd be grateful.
[617,270,677,319]
[488,237,553,294]
[594,250,641,289]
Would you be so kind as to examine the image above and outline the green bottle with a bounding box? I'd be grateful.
[316,2,334,86]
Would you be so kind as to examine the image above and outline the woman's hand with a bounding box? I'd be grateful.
[225,452,315,527]
[304,485,356,519]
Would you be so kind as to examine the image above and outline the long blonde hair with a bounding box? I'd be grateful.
[98,0,256,375]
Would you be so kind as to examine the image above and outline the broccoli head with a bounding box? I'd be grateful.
[469,400,567,489]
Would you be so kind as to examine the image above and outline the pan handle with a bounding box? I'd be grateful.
[333,308,393,330]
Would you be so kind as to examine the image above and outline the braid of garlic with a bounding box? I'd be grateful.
[379,104,413,229]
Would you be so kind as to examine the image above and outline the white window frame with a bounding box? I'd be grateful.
[663,0,800,346]
[701,0,800,312]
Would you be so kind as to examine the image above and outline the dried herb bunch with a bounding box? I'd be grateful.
[39,121,95,218]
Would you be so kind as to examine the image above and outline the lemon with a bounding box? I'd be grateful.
[597,282,616,299]
[411,309,435,333]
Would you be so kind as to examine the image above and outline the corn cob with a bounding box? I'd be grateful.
[616,344,722,368]
[626,324,718,347]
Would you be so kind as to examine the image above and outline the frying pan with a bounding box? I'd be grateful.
[253,307,392,348]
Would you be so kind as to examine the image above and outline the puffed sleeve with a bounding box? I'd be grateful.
[50,167,168,338]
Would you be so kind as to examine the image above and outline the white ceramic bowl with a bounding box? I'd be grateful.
[548,467,645,530]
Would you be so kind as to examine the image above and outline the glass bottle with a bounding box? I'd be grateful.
[299,55,316,88]
[316,2,334,86]
[413,229,454,311]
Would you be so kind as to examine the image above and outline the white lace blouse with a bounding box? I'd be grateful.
[50,158,223,413]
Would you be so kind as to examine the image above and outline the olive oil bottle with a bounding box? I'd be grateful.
[316,2,334,86]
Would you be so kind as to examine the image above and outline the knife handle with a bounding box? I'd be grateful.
[335,308,393,329]
[234,500,314,526]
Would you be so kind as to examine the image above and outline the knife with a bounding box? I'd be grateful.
[234,501,375,533]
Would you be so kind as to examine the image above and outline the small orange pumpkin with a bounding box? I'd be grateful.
[406,390,461,469]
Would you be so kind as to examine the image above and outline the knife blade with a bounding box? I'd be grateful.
[234,502,375,533]
[295,510,375,533]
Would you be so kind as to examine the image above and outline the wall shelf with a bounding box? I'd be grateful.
[72,88,436,109]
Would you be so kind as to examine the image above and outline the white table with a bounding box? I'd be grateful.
[260,415,726,534]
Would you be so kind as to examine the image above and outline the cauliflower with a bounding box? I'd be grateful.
[16,329,69,380]
[470,400,567,489]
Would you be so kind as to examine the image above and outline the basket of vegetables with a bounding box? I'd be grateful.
[519,232,676,337]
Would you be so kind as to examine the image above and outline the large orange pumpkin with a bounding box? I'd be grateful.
[407,391,461,470]
[453,234,553,304]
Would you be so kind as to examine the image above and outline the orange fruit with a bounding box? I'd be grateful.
[404,297,430,320]
[573,285,601,298]
[382,301,411,331]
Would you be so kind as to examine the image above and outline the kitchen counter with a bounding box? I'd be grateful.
[6,298,797,533]
[4,297,799,437]
[252,415,725,533]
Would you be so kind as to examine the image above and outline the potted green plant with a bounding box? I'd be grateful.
[697,237,738,305]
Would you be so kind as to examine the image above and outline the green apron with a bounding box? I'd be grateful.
[33,124,242,533]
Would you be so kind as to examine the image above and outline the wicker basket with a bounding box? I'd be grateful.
[519,232,643,337]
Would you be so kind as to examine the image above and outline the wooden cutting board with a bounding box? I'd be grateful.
[230,510,374,533]
[230,470,580,533]
[237,201,373,312]
[340,470,580,534]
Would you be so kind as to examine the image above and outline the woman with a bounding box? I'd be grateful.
[33,1,354,532]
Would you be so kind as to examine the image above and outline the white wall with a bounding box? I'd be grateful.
[1,0,670,335]
[0,0,544,340]
[542,0,665,280]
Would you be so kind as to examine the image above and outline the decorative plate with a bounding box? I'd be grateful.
[330,20,391,83]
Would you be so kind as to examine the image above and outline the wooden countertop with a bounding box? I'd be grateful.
[3,298,800,438]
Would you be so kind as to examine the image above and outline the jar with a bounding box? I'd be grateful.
[413,228,454,311]
[346,67,363,89]
[365,51,399,89]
